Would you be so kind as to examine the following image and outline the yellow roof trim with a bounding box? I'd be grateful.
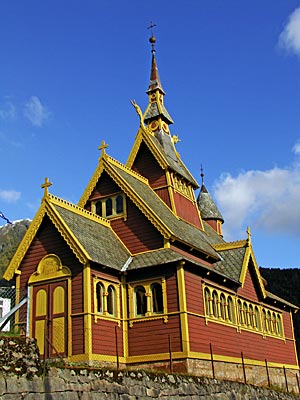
[240,244,267,298]
[213,240,247,251]
[78,157,105,208]
[3,202,47,281]
[49,194,110,227]
[44,199,90,264]
[126,129,168,170]
[106,155,149,184]
[3,195,95,281]
[104,158,172,239]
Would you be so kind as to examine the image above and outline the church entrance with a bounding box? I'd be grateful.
[28,254,71,359]
[32,280,68,358]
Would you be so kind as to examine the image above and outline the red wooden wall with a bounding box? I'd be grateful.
[184,269,297,365]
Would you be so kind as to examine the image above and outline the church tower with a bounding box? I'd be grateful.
[127,32,203,228]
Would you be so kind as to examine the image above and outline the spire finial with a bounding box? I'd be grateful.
[98,140,108,158]
[41,177,52,197]
[246,226,252,246]
[200,164,205,186]
[147,21,157,53]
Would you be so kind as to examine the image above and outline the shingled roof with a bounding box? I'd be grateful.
[197,183,224,222]
[106,158,220,260]
[213,245,247,282]
[52,203,130,270]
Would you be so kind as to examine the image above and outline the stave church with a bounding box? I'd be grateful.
[4,32,299,382]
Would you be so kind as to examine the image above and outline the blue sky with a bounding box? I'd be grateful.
[1,1,300,268]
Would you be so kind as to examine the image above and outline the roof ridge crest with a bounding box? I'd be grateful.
[48,194,111,226]
[106,155,149,183]
[213,240,248,251]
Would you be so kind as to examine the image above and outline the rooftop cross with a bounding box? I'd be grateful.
[98,140,108,157]
[246,226,252,245]
[147,21,157,36]
[147,21,157,53]
[200,164,205,186]
[41,177,52,197]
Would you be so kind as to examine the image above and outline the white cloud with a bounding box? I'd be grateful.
[23,96,50,127]
[213,144,300,240]
[0,101,16,120]
[278,7,300,57]
[292,140,300,156]
[0,190,21,203]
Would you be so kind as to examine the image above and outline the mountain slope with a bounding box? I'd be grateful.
[0,219,31,279]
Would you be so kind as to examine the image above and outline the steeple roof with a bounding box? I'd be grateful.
[197,182,224,222]
[143,34,174,125]
[146,35,165,95]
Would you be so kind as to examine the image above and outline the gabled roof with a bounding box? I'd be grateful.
[197,183,224,222]
[3,194,130,281]
[126,127,199,187]
[213,238,267,298]
[79,152,219,260]
[106,156,220,259]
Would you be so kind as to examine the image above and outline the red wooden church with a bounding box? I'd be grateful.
[4,34,299,381]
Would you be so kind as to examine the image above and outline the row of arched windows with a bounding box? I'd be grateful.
[95,281,117,316]
[172,174,193,200]
[204,286,283,337]
[95,280,165,320]
[134,282,164,316]
[93,194,124,219]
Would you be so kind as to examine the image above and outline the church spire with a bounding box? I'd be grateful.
[143,26,174,129]
[147,31,165,95]
[197,167,224,237]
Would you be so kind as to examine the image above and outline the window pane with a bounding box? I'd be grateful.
[220,294,226,320]
[135,286,146,316]
[151,283,163,313]
[96,283,104,313]
[204,288,210,316]
[212,291,218,318]
[107,285,115,315]
[105,198,113,216]
[227,296,234,323]
[96,201,102,217]
[116,195,124,214]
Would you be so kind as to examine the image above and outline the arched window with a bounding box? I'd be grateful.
[107,285,115,316]
[243,302,248,326]
[151,283,163,313]
[135,286,146,316]
[248,304,254,328]
[95,201,102,217]
[96,282,104,313]
[237,300,243,325]
[116,195,124,214]
[277,314,283,336]
[212,290,218,318]
[105,198,113,216]
[220,294,226,320]
[267,310,272,333]
[272,312,277,334]
[204,287,211,316]
[262,309,267,332]
[255,306,260,330]
[227,296,234,323]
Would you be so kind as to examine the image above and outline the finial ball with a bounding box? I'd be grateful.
[149,35,156,44]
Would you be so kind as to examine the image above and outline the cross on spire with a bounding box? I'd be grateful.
[98,140,108,157]
[246,226,252,245]
[41,177,52,197]
[147,21,157,36]
[147,21,157,53]
[200,164,205,186]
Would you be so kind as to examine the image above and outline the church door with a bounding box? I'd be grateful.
[32,280,68,358]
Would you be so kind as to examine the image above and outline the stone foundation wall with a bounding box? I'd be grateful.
[0,367,300,399]
[0,337,299,399]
